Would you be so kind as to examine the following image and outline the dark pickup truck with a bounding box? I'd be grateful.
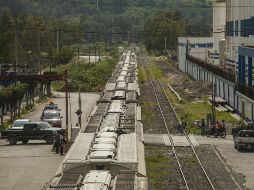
[0,122,64,145]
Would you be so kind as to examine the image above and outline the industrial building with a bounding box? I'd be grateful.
[178,0,254,121]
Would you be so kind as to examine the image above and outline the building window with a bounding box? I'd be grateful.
[251,17,254,35]
[241,19,251,37]
[241,20,244,37]
[226,21,234,36]
[226,21,230,36]
[235,20,239,36]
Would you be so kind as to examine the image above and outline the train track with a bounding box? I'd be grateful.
[140,55,216,190]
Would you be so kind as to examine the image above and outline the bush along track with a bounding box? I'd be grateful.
[52,52,119,92]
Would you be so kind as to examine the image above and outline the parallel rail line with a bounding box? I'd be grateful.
[141,55,215,190]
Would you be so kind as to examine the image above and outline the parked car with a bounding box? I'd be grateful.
[11,119,31,129]
[41,110,63,128]
[43,102,60,111]
[0,122,65,145]
[234,129,254,151]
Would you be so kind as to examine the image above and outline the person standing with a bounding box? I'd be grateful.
[59,132,66,155]
[54,132,60,154]
[180,116,186,131]
[201,118,207,136]
[177,117,186,134]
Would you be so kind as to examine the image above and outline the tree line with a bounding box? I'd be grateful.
[0,82,35,126]
[0,8,75,66]
[0,0,212,44]
[144,11,187,54]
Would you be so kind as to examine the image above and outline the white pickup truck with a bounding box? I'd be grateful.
[234,129,254,151]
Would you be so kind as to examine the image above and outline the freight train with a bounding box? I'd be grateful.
[47,49,148,190]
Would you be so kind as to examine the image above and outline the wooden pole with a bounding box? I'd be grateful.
[64,70,69,141]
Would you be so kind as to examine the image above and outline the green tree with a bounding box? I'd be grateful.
[144,11,187,54]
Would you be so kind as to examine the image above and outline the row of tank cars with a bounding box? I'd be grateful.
[47,49,148,190]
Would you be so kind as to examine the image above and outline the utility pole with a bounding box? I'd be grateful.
[128,31,130,45]
[89,46,91,63]
[96,0,99,10]
[37,25,41,74]
[64,70,69,142]
[186,40,190,56]
[99,46,101,61]
[211,83,216,126]
[164,36,167,51]
[56,26,59,54]
[14,18,18,85]
[95,46,97,62]
[111,16,114,44]
[76,47,80,61]
[69,91,72,141]
[75,89,82,128]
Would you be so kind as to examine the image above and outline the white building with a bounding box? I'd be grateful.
[178,37,213,72]
[212,0,226,66]
[225,0,254,72]
[178,0,226,71]
[178,0,254,121]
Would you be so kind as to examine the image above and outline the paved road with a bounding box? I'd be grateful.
[196,135,254,190]
[0,92,99,190]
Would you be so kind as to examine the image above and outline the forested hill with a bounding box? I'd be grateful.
[0,0,212,35]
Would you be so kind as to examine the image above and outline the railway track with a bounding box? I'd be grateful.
[140,55,216,190]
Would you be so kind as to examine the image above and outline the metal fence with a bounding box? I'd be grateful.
[187,55,254,100]
[186,55,235,83]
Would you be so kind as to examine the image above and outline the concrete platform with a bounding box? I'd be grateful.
[144,134,199,147]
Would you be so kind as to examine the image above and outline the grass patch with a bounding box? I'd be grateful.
[178,101,238,132]
[164,86,182,105]
[148,60,163,79]
[160,59,238,130]
[141,101,158,121]
[145,146,173,188]
[138,67,148,83]
[186,156,198,166]
[178,101,237,125]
